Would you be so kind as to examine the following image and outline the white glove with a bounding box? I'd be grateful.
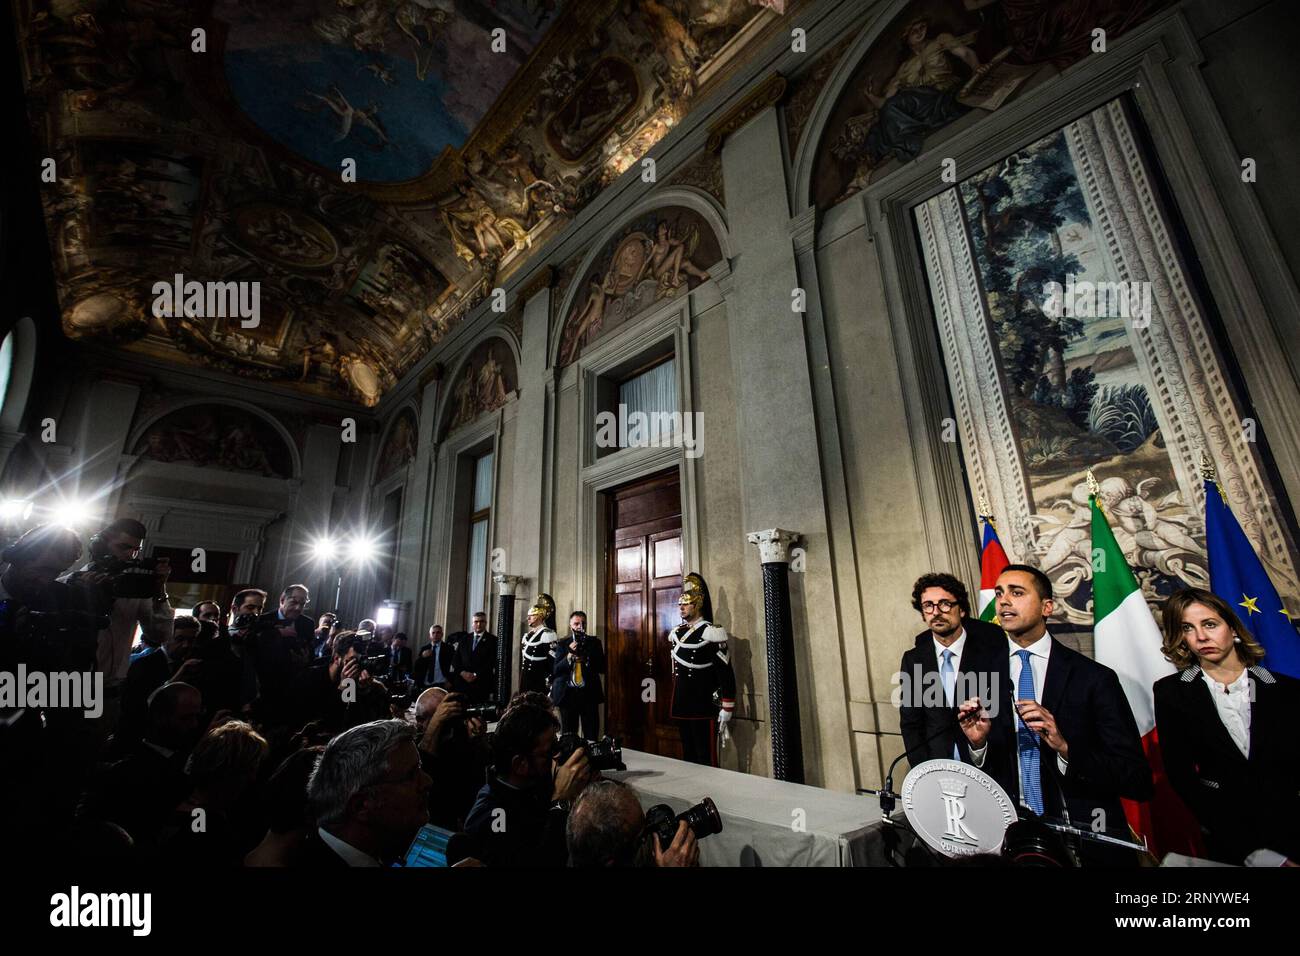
[717,707,732,748]
[717,708,732,727]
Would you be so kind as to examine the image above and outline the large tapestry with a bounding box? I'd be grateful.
[914,98,1300,628]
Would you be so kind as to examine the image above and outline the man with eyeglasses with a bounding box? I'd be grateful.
[303,719,432,867]
[461,699,591,867]
[897,572,1003,769]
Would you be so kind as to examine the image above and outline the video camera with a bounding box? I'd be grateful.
[89,553,161,600]
[0,598,106,670]
[553,732,625,771]
[644,797,723,848]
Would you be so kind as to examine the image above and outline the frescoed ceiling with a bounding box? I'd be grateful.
[14,0,792,407]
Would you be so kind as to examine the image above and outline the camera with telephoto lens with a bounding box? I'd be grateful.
[91,553,162,599]
[0,599,107,670]
[553,732,625,771]
[464,702,499,723]
[644,797,723,849]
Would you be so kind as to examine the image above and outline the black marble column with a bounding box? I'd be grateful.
[493,574,521,705]
[749,530,803,783]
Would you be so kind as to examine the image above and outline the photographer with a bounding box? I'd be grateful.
[313,612,338,660]
[60,517,173,693]
[291,629,390,732]
[566,779,699,867]
[0,523,100,675]
[461,699,592,867]
[550,611,604,738]
[0,524,103,847]
[413,687,490,830]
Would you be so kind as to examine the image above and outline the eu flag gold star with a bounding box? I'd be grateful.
[1239,594,1261,616]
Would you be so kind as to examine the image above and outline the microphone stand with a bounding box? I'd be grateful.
[857,706,978,866]
[859,705,976,822]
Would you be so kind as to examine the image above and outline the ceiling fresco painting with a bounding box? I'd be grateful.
[16,0,792,407]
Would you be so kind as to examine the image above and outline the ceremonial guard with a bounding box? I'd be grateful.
[670,572,736,766]
[519,593,558,695]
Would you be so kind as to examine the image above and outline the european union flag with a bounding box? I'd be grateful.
[1204,479,1300,678]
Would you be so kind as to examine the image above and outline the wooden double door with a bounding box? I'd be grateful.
[604,471,684,758]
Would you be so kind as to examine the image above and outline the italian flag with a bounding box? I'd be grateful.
[1091,493,1202,857]
[978,519,1010,621]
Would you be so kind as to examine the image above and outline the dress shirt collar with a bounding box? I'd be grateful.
[932,627,966,663]
[318,827,382,867]
[1007,630,1053,661]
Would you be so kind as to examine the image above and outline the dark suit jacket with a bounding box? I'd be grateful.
[550,633,605,706]
[462,777,568,868]
[293,831,356,869]
[982,635,1152,857]
[390,645,413,677]
[250,612,317,713]
[899,618,1003,768]
[1154,665,1300,863]
[452,632,497,702]
[122,647,173,742]
[414,641,457,688]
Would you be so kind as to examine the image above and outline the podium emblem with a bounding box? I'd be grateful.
[901,760,1015,858]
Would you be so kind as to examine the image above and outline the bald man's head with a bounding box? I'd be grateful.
[567,779,645,867]
[415,686,448,729]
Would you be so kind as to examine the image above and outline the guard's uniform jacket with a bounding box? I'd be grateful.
[519,626,557,694]
[669,620,736,719]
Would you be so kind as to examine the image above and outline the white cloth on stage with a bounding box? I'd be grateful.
[606,749,877,867]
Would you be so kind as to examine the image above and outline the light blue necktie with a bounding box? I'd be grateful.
[940,649,960,760]
[1015,649,1044,815]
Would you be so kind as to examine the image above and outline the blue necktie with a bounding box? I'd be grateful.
[940,649,960,760]
[1015,649,1044,815]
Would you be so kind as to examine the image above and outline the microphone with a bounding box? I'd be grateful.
[860,700,985,822]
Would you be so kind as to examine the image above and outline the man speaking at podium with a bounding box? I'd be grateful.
[958,565,1152,865]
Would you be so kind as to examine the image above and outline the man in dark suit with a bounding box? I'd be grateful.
[301,719,431,867]
[121,615,201,744]
[453,611,497,703]
[414,624,456,690]
[897,573,1003,768]
[551,610,605,738]
[389,632,413,679]
[959,565,1152,864]
[250,584,317,725]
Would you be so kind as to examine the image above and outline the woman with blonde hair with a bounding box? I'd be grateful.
[1154,587,1300,865]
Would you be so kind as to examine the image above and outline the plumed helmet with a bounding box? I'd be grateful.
[528,592,556,630]
[678,572,713,622]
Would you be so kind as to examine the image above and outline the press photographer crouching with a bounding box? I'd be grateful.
[59,517,173,731]
[566,779,718,867]
[414,687,491,830]
[460,698,593,867]
[291,629,391,732]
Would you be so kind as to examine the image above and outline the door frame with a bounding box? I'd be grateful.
[572,294,704,643]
